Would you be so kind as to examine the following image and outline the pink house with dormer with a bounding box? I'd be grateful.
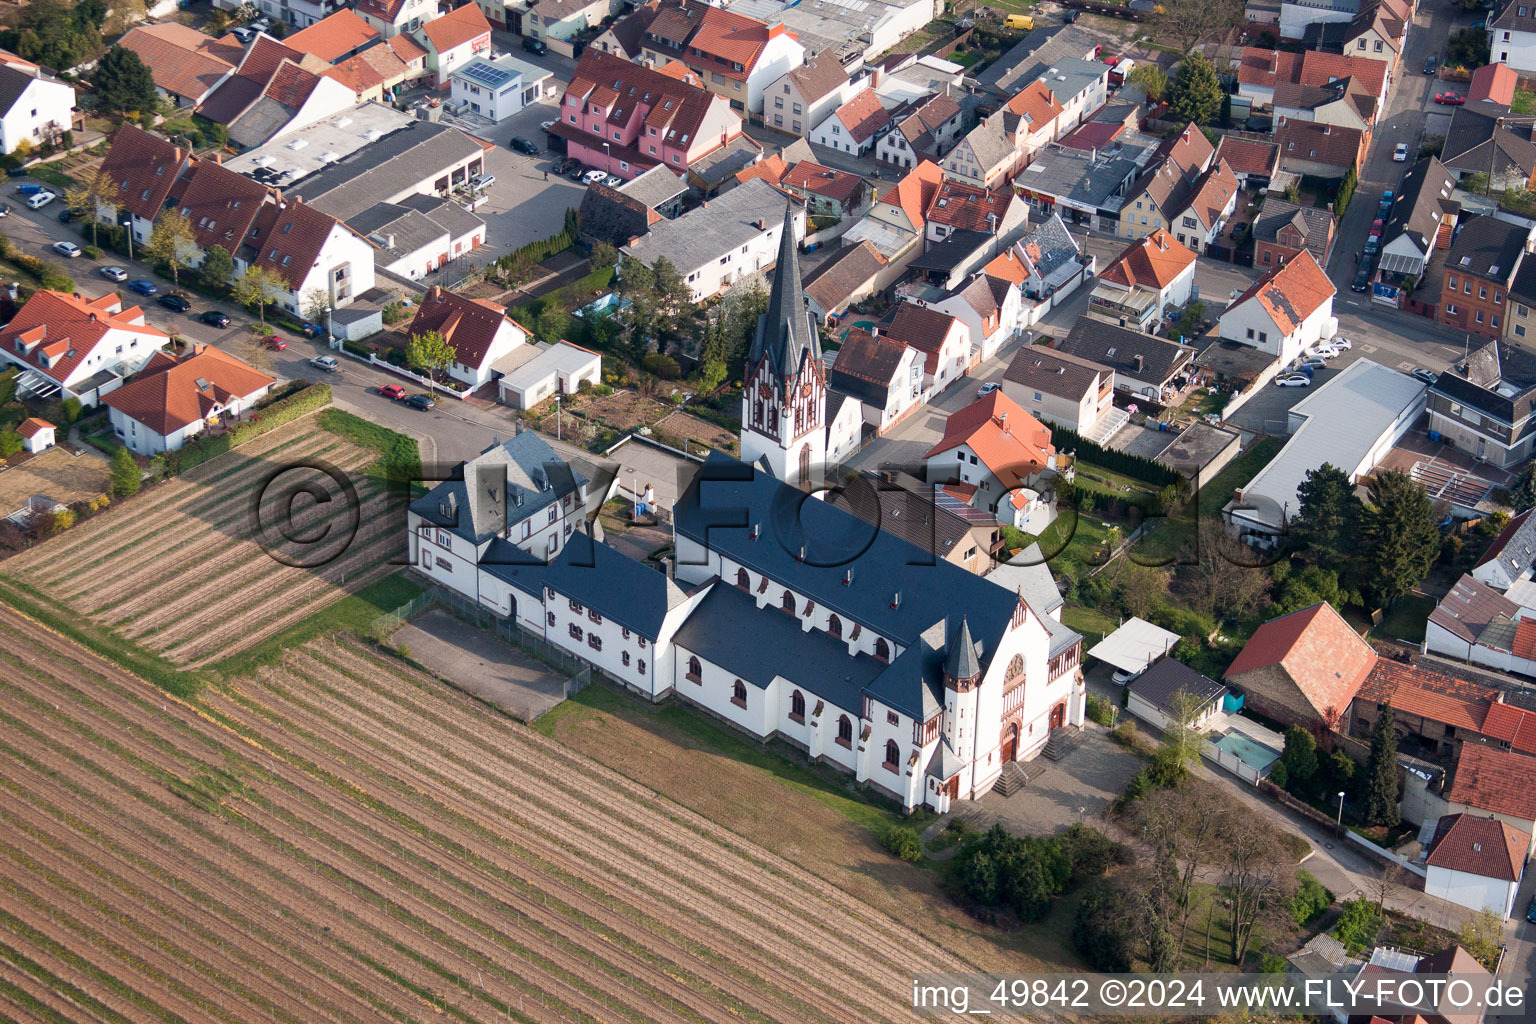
[548,49,744,180]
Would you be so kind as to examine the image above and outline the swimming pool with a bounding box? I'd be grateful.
[1213,731,1282,773]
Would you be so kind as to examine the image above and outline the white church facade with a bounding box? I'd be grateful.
[405,211,1086,812]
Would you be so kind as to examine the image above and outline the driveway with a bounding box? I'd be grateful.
[393,609,570,721]
[964,724,1145,839]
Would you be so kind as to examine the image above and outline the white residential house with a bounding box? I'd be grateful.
[0,65,75,155]
[825,327,927,434]
[923,390,1060,518]
[1489,0,1536,72]
[414,3,494,88]
[1172,159,1240,252]
[929,275,1022,361]
[0,291,167,407]
[448,54,552,120]
[884,301,975,393]
[1217,249,1337,367]
[764,58,857,137]
[104,346,276,455]
[408,285,528,390]
[1471,507,1536,592]
[1000,345,1115,437]
[809,90,890,157]
[355,0,440,38]
[496,341,602,409]
[1423,813,1529,920]
[16,417,54,453]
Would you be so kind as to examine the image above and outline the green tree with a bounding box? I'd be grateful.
[200,243,236,294]
[143,210,199,289]
[1280,725,1318,793]
[1457,908,1504,967]
[1363,468,1439,605]
[1165,54,1223,126]
[1510,463,1536,513]
[405,329,455,382]
[60,396,81,425]
[590,239,618,271]
[1128,63,1167,102]
[301,287,331,326]
[109,444,141,497]
[0,429,21,458]
[535,306,569,344]
[1362,704,1400,828]
[64,170,109,247]
[230,265,286,325]
[93,46,158,116]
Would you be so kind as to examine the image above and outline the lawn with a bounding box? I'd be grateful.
[1130,436,1286,565]
[1513,88,1536,114]
[1372,594,1435,644]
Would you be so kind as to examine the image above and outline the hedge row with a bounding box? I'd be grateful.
[157,383,332,475]
[1049,424,1180,486]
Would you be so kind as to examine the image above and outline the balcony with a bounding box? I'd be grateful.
[1087,284,1157,328]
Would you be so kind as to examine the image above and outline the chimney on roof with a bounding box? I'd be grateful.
[1133,353,1144,372]
[213,152,222,164]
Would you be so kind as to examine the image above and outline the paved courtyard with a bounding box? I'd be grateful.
[960,725,1145,839]
[393,609,570,721]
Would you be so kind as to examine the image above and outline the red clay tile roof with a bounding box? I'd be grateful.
[421,3,491,54]
[98,125,189,225]
[243,199,343,291]
[1237,47,1389,99]
[409,285,516,369]
[1224,602,1377,723]
[1156,121,1215,177]
[1099,229,1198,290]
[885,302,965,375]
[780,161,863,205]
[1225,249,1335,333]
[104,345,274,435]
[1277,119,1365,170]
[1511,618,1536,660]
[832,88,891,143]
[925,180,1014,232]
[287,9,381,63]
[1180,158,1239,228]
[1004,79,1064,131]
[240,35,308,81]
[118,23,239,101]
[1447,744,1536,821]
[736,152,788,187]
[386,33,427,63]
[1426,812,1529,881]
[924,390,1054,489]
[1355,657,1536,754]
[1470,62,1518,105]
[16,417,51,438]
[1216,135,1279,178]
[878,159,944,232]
[568,50,720,152]
[356,0,407,24]
[688,7,786,81]
[0,291,167,386]
[175,160,270,254]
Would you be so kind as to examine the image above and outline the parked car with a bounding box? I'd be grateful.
[566,161,588,180]
[262,335,286,350]
[1393,142,1409,162]
[1290,365,1315,378]
[1526,895,1536,925]
[379,383,408,400]
[0,202,9,217]
[1412,368,1438,384]
[469,173,495,191]
[509,137,539,156]
[581,168,606,185]
[230,25,255,42]
[1435,92,1466,105]
[555,157,578,175]
[25,190,56,209]
[522,36,547,54]
[57,208,73,223]
[128,279,158,296]
[1110,668,1139,684]
[1424,54,1438,74]
[310,355,339,372]
[99,265,128,282]
[406,393,437,410]
[1276,374,1312,387]
[1334,337,1353,350]
[200,309,231,327]
[157,293,191,312]
[51,241,80,258]
[1363,237,1380,256]
[976,381,999,397]
[1352,270,1371,293]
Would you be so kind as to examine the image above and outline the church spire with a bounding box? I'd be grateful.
[747,201,820,378]
[944,617,981,688]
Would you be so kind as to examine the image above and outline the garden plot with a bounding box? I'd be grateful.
[0,605,975,1024]
[0,445,112,515]
[1,418,406,668]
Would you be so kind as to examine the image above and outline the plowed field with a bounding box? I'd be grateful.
[0,606,976,1023]
[0,418,404,668]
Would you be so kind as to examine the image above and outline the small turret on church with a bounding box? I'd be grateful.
[942,616,983,758]
[739,203,825,488]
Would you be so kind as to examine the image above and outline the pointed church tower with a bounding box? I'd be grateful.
[941,617,983,757]
[739,203,825,488]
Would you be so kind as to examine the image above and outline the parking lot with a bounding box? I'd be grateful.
[465,96,592,254]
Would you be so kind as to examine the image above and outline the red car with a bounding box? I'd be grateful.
[263,336,287,350]
[379,383,408,400]
[1435,92,1466,105]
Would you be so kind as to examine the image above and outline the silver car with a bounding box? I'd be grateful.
[99,265,129,282]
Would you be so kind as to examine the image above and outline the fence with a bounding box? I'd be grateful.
[926,26,976,60]
[371,582,593,706]
[1257,780,1427,876]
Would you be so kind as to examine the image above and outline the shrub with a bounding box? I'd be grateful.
[109,445,141,497]
[381,300,409,324]
[1332,899,1382,955]
[642,353,681,379]
[1260,954,1289,974]
[877,824,923,863]
[45,507,75,534]
[250,322,274,336]
[1073,880,1136,971]
[0,429,20,458]
[1085,693,1117,727]
[395,642,412,661]
[60,396,82,425]
[81,246,101,260]
[1291,869,1333,926]
[1048,424,1179,486]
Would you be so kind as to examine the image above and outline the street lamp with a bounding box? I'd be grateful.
[1336,790,1346,836]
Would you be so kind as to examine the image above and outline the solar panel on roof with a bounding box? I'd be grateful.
[459,61,512,87]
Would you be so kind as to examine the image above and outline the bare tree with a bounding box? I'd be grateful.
[1135,781,1232,952]
[1368,861,1410,915]
[1221,811,1296,965]
[1153,0,1244,54]
[1184,516,1270,621]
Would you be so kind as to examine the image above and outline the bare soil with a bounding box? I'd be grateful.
[0,606,980,1023]
[569,389,670,432]
[0,445,113,512]
[653,409,736,452]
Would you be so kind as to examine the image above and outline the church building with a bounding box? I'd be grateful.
[740,204,862,487]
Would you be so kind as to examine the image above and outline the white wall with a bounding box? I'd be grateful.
[288,223,378,315]
[746,34,805,115]
[0,77,75,155]
[1492,28,1536,72]
[1219,292,1332,366]
[1425,864,1519,920]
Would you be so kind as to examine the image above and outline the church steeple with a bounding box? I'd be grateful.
[747,202,821,379]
